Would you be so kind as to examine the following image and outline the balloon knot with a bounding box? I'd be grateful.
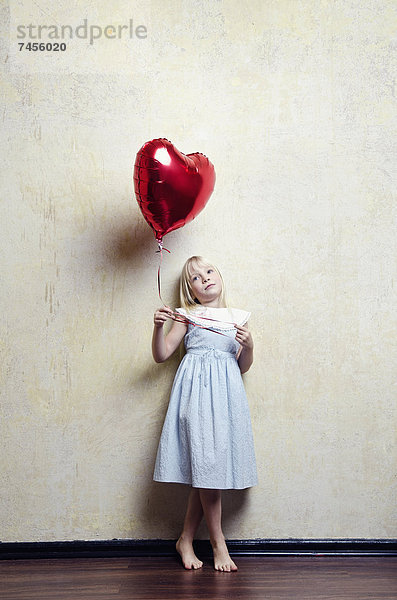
[156,240,171,254]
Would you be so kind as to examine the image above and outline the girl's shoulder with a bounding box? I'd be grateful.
[175,307,250,329]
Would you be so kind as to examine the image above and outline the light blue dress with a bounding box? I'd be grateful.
[153,307,258,490]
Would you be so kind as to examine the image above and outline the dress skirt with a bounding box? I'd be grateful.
[153,319,258,490]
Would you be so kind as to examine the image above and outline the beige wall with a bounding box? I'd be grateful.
[1,0,396,542]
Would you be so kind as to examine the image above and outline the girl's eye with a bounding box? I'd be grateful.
[207,269,213,274]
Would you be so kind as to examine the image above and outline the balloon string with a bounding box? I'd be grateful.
[155,243,235,337]
[156,240,171,306]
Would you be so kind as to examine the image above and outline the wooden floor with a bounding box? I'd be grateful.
[0,556,396,600]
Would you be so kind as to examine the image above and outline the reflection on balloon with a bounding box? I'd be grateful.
[154,147,171,166]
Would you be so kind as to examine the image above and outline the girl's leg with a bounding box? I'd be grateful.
[198,488,238,572]
[176,488,204,569]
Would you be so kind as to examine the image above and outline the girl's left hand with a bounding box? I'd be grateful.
[234,324,253,350]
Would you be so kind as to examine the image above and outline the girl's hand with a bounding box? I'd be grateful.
[235,324,253,350]
[154,306,174,329]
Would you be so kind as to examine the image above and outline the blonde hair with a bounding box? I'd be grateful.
[180,256,226,310]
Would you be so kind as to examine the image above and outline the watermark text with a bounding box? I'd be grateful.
[16,18,147,45]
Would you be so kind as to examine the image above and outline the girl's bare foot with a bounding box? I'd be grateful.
[176,536,203,570]
[212,539,238,572]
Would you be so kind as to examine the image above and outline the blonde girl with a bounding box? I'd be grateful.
[152,256,257,571]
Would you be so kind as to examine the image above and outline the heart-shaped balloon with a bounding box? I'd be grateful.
[134,138,216,243]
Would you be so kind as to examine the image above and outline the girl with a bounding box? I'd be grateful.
[152,256,257,572]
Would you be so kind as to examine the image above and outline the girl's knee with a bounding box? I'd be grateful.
[199,488,221,502]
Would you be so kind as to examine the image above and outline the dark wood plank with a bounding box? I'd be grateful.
[0,556,396,599]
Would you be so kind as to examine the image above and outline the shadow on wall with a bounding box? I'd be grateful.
[101,215,156,270]
[135,480,251,540]
[102,216,187,538]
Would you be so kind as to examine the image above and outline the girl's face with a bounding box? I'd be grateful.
[188,263,222,307]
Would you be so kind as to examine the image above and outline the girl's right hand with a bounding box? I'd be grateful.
[153,306,174,328]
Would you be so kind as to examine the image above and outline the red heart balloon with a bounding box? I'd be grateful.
[133,138,216,242]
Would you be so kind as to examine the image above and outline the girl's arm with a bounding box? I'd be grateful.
[235,323,254,374]
[152,306,188,363]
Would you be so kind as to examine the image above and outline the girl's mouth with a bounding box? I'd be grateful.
[205,283,214,290]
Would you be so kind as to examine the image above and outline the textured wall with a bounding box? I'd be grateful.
[1,0,396,542]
